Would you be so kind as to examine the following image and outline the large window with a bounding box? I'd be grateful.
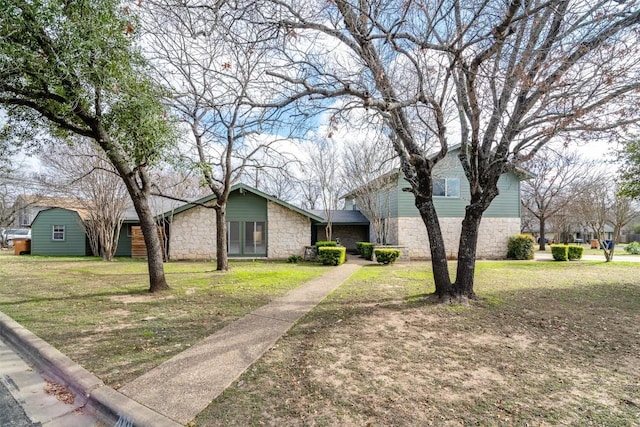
[433,178,460,198]
[227,221,266,255]
[52,225,65,241]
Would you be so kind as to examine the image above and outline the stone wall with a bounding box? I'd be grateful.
[391,216,520,259]
[168,204,217,260]
[267,201,311,259]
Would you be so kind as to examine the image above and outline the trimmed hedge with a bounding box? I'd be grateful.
[567,245,584,260]
[359,242,375,260]
[551,244,584,261]
[551,245,568,261]
[374,248,400,264]
[507,234,535,260]
[316,241,337,248]
[355,241,367,255]
[318,246,347,266]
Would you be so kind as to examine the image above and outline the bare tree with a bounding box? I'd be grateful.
[574,176,637,261]
[250,163,300,203]
[307,138,345,241]
[521,149,591,250]
[143,1,299,270]
[249,0,640,299]
[342,136,397,244]
[37,141,128,260]
[298,177,321,210]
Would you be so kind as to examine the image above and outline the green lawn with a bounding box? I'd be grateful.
[1,252,639,426]
[0,252,330,387]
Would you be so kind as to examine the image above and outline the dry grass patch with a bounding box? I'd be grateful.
[197,261,640,426]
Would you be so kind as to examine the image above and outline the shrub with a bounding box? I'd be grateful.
[318,247,346,266]
[355,241,368,255]
[507,234,535,260]
[551,245,569,261]
[624,241,640,254]
[567,245,584,260]
[315,241,337,248]
[359,242,375,260]
[374,248,400,264]
[287,255,303,263]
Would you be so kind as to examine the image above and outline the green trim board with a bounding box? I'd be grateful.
[163,183,324,222]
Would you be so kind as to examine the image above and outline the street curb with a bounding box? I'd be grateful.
[0,311,182,427]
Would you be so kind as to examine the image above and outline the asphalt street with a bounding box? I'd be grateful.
[0,378,40,427]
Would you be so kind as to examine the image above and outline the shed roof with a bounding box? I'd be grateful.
[310,209,370,225]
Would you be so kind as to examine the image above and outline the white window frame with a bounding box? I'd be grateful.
[433,178,460,198]
[52,225,65,241]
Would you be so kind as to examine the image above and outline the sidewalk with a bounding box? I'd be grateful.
[0,312,182,427]
[119,260,364,424]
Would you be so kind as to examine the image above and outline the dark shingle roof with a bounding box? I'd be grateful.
[310,210,370,225]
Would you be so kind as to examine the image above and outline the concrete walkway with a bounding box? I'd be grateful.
[119,260,365,424]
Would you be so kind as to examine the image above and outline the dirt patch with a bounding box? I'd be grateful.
[198,266,640,426]
[110,294,176,304]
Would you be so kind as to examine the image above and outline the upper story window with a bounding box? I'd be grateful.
[434,178,460,198]
[52,225,65,241]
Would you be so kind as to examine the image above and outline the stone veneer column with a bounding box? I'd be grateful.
[267,202,311,259]
[168,204,217,260]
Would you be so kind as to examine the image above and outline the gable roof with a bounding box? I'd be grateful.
[163,183,325,222]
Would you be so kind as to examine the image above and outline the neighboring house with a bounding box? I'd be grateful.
[12,195,80,228]
[165,183,325,260]
[30,207,135,256]
[342,149,528,259]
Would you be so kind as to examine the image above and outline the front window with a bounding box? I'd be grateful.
[433,178,460,198]
[52,225,65,241]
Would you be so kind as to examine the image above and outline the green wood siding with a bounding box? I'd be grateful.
[368,152,523,219]
[227,191,267,221]
[31,208,88,256]
[114,223,133,257]
[395,173,521,218]
[227,189,268,257]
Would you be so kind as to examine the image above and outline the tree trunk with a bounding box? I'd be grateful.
[131,192,170,292]
[414,194,452,297]
[454,207,483,299]
[215,206,229,271]
[539,217,547,251]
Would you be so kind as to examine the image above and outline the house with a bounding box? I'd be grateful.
[342,149,528,259]
[30,207,136,257]
[164,183,325,260]
[11,195,81,228]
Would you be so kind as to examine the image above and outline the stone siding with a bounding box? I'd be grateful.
[267,202,311,259]
[168,204,217,260]
[391,217,520,259]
